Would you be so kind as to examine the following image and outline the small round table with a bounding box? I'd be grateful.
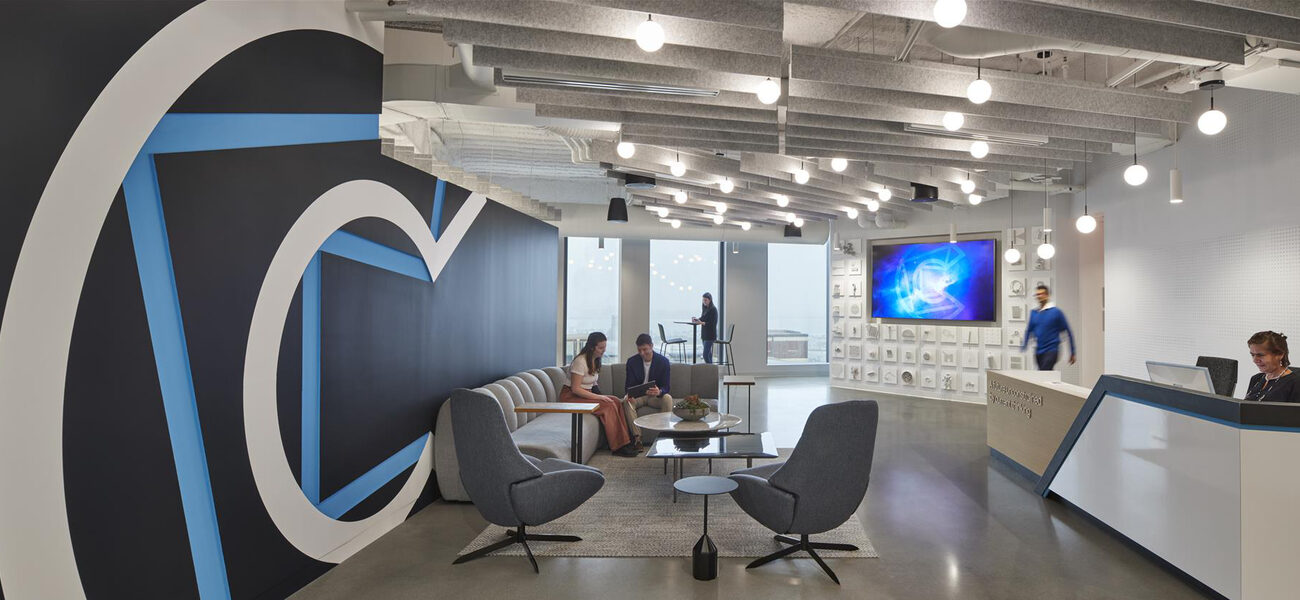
[632,411,742,434]
[673,475,738,581]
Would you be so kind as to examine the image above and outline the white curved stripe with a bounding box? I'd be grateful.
[244,181,485,562]
[0,3,380,598]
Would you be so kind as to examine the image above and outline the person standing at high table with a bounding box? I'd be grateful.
[1021,285,1075,371]
[692,292,719,364]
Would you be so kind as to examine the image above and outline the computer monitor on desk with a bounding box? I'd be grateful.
[1145,361,1216,394]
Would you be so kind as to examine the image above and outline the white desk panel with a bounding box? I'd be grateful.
[1051,395,1243,600]
[1241,429,1300,600]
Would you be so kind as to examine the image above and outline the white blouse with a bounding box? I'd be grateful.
[569,355,599,390]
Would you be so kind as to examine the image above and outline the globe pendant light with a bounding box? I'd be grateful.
[756,77,781,105]
[775,194,789,208]
[831,157,848,172]
[1197,80,1227,135]
[942,111,965,132]
[673,190,687,204]
[970,140,989,158]
[967,59,992,104]
[1123,117,1147,186]
[785,212,796,223]
[866,199,880,212]
[878,188,892,202]
[1037,236,1056,259]
[845,206,859,219]
[1037,162,1056,258]
[670,218,681,229]
[715,201,727,214]
[960,173,975,194]
[1005,193,1021,264]
[616,140,636,159]
[654,206,670,218]
[635,14,665,52]
[968,193,983,206]
[670,151,687,177]
[793,216,805,228]
[740,221,751,231]
[793,161,810,184]
[711,214,724,225]
[1076,152,1096,233]
[933,0,968,28]
[719,177,734,193]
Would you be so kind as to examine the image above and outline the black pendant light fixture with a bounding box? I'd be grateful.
[606,196,628,222]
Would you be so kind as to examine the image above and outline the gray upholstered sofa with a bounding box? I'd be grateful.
[435,363,720,502]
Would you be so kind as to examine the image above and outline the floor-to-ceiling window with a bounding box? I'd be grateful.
[565,237,620,363]
[768,242,828,364]
[649,240,720,363]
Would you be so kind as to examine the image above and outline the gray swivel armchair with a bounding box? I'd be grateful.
[728,400,879,584]
[449,389,605,572]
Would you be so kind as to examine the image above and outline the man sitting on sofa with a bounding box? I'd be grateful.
[624,333,673,445]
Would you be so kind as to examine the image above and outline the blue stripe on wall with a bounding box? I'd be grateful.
[316,434,428,519]
[301,253,322,505]
[142,113,378,155]
[319,231,431,282]
[431,178,447,241]
[122,153,232,600]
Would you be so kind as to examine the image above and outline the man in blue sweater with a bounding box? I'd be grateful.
[1021,285,1075,371]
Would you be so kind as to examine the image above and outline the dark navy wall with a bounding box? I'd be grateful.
[3,4,558,599]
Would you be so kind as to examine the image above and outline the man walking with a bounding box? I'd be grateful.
[1021,285,1075,371]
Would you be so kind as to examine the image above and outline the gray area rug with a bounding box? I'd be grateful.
[460,450,878,559]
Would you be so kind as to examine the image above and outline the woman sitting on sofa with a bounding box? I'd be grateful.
[563,332,639,456]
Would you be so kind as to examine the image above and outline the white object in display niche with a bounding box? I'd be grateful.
[901,348,917,363]
[941,371,957,391]
[1031,226,1045,244]
[882,366,898,384]
[848,302,863,318]
[961,348,980,369]
[831,363,845,378]
[831,261,846,275]
[899,326,917,342]
[939,326,958,344]
[866,344,880,360]
[982,328,1002,346]
[940,348,958,367]
[882,345,898,362]
[920,369,937,389]
[1006,328,1024,348]
[848,260,862,275]
[1007,277,1026,297]
[850,365,861,380]
[1032,256,1052,272]
[847,342,862,359]
[962,373,981,393]
[849,282,862,297]
[962,328,980,345]
[883,324,898,341]
[832,342,844,359]
[1006,227,1027,247]
[900,368,916,386]
[864,366,879,382]
[1008,303,1027,322]
[865,322,880,340]
[848,322,862,338]
[920,346,937,365]
[1007,354,1025,370]
[920,326,936,342]
[832,282,842,297]
[832,303,843,318]
[985,351,1002,370]
[832,322,844,337]
[1032,277,1053,294]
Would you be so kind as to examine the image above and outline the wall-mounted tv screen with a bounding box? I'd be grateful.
[871,239,997,321]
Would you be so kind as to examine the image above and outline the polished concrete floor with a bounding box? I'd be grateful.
[292,377,1210,600]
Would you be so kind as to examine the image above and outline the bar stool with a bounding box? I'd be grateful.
[714,324,736,375]
[658,323,688,363]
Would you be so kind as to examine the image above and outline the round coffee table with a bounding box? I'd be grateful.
[674,476,738,581]
[633,411,742,434]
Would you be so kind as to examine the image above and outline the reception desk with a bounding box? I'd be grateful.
[986,370,1091,476]
[1030,375,1300,600]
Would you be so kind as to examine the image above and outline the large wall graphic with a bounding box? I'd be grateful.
[0,3,557,599]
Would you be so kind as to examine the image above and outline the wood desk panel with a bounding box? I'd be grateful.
[986,371,1089,476]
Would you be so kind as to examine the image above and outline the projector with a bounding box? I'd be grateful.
[910,182,939,202]
[624,173,656,190]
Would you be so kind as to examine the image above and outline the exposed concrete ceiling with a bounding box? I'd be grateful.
[353,0,1298,228]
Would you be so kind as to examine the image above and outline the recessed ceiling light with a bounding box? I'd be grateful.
[635,14,664,52]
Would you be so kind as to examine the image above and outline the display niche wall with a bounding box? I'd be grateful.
[830,229,1057,402]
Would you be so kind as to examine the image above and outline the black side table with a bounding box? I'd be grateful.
[673,475,739,580]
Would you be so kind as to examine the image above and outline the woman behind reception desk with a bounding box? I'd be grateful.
[1245,330,1300,403]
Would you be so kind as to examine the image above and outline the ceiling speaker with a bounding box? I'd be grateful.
[910,182,939,202]
[624,173,656,190]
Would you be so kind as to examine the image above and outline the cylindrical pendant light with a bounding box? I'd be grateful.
[606,197,628,222]
[1170,123,1184,204]
[949,222,957,244]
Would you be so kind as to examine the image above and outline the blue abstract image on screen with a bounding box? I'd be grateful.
[872,240,997,321]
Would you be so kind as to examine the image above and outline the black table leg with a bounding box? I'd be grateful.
[572,413,582,464]
[693,494,718,580]
[692,326,698,363]
[747,387,752,433]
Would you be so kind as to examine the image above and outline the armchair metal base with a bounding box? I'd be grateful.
[746,534,857,584]
[452,524,581,573]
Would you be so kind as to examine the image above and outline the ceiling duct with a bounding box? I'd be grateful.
[920,26,1219,67]
[623,173,657,190]
[904,123,1050,146]
[910,182,939,203]
[499,70,720,97]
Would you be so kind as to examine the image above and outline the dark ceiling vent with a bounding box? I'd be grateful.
[910,182,939,202]
[624,173,656,190]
